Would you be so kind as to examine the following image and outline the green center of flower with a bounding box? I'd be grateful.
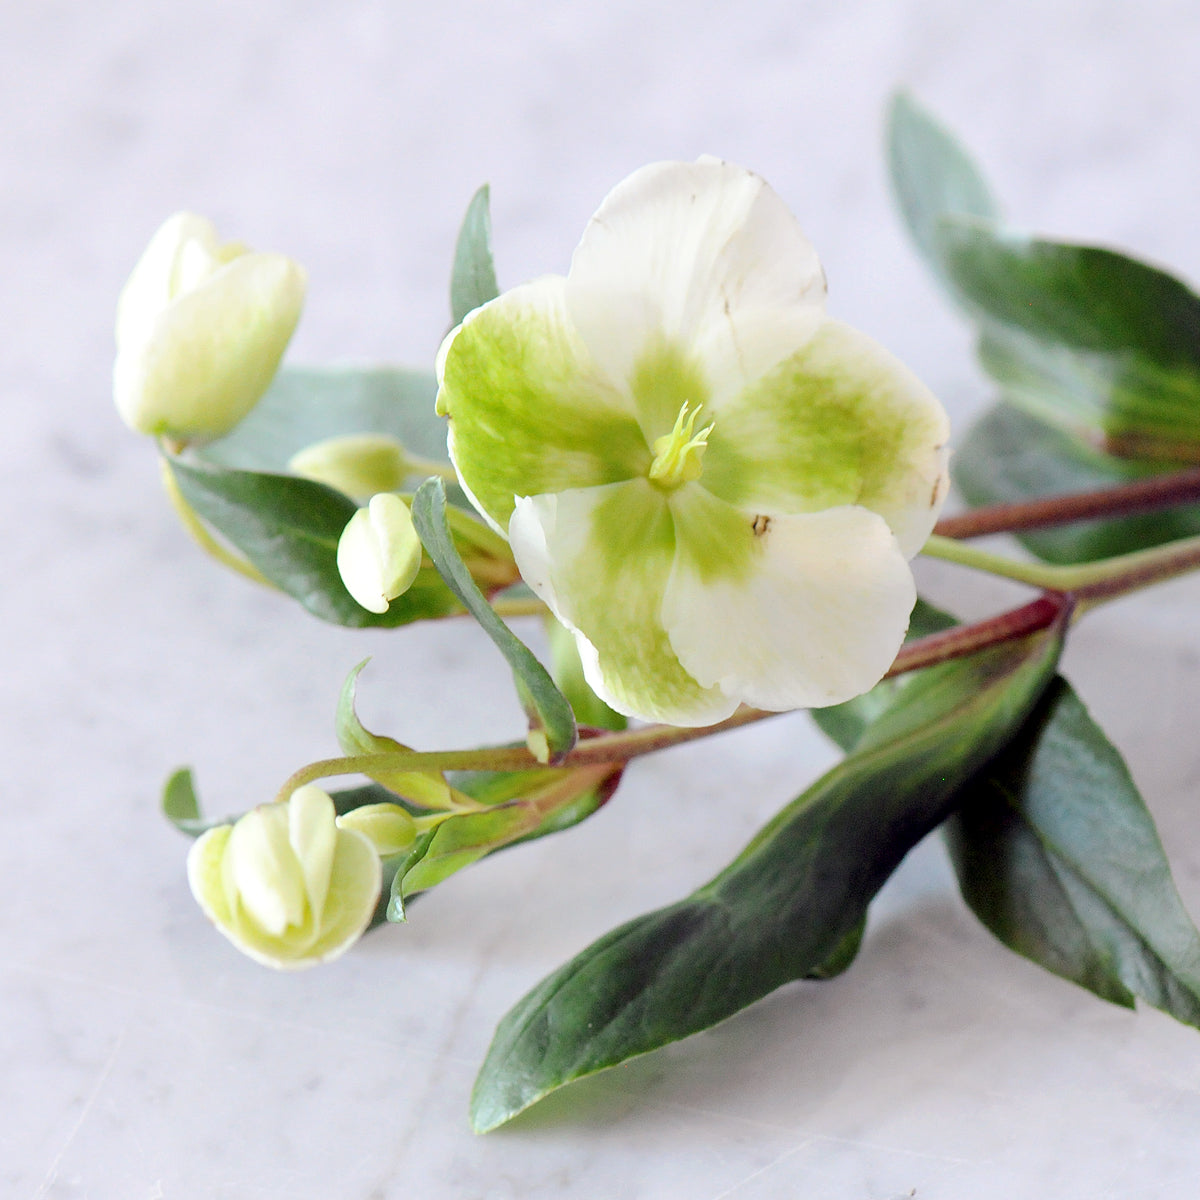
[648,403,715,490]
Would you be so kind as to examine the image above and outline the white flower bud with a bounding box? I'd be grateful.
[187,785,381,970]
[336,803,418,857]
[289,433,410,500]
[114,212,306,442]
[337,493,424,613]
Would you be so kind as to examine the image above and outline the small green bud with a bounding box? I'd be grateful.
[288,433,410,501]
[114,212,306,442]
[336,493,424,613]
[336,803,418,856]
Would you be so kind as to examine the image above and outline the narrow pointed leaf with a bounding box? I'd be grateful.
[886,90,999,290]
[471,615,1065,1132]
[411,478,576,763]
[954,403,1200,564]
[545,615,627,732]
[945,678,1200,1024]
[450,184,500,326]
[335,662,452,808]
[168,459,463,627]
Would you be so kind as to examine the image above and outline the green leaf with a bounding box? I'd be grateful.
[938,220,1200,451]
[198,365,448,474]
[161,767,219,836]
[954,403,1200,563]
[410,478,576,763]
[470,613,1065,1132]
[945,678,1200,1025]
[450,184,500,327]
[387,759,623,920]
[544,616,627,732]
[167,458,464,627]
[886,90,999,290]
[335,662,453,808]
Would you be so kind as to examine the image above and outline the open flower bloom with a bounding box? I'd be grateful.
[187,785,381,970]
[437,159,950,725]
[114,212,306,442]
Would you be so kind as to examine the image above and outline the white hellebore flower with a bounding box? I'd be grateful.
[337,492,424,613]
[187,785,381,970]
[436,159,950,725]
[114,212,306,441]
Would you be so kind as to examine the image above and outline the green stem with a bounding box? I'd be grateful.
[160,458,276,589]
[490,596,549,619]
[922,535,1068,590]
[271,594,1066,801]
[922,531,1200,607]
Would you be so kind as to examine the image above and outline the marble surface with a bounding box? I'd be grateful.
[6,2,1200,1196]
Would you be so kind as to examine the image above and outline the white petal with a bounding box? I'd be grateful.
[700,319,951,558]
[115,213,220,349]
[663,500,916,711]
[565,159,826,401]
[337,506,389,612]
[226,804,308,936]
[509,486,735,726]
[438,276,647,533]
[287,785,338,927]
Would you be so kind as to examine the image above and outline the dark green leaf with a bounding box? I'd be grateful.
[168,458,463,627]
[886,90,999,289]
[450,184,500,327]
[545,616,627,732]
[471,615,1065,1131]
[938,220,1200,449]
[945,678,1200,1025]
[954,403,1200,563]
[411,478,576,763]
[804,918,866,981]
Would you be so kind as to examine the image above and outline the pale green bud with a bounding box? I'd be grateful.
[336,493,424,613]
[336,802,418,857]
[288,433,410,500]
[114,212,306,442]
[186,784,381,970]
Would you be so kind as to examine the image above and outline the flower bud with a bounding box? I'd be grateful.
[288,433,410,500]
[187,785,381,970]
[114,212,306,442]
[336,802,418,857]
[337,493,424,613]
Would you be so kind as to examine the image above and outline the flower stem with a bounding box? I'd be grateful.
[160,458,276,589]
[922,531,1200,608]
[933,466,1200,540]
[271,593,1068,799]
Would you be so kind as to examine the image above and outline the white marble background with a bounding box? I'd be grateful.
[5,1,1200,1196]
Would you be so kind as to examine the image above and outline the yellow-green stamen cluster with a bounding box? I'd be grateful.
[648,402,714,489]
